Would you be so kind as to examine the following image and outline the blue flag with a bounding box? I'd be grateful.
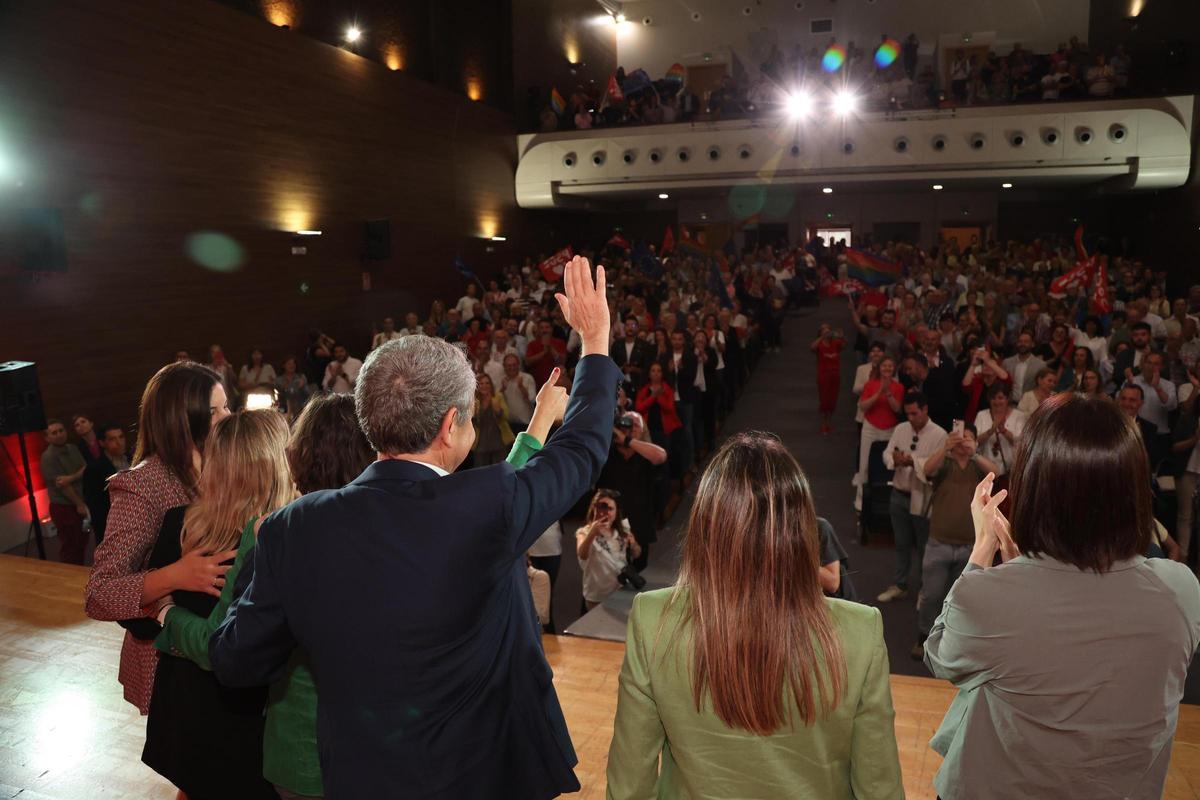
[454,255,476,280]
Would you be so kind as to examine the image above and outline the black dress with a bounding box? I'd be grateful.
[597,446,658,571]
[140,506,276,800]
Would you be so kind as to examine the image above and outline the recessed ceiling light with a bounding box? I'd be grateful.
[344,26,361,43]
[490,236,507,242]
[295,230,323,236]
[822,187,833,194]
[658,192,669,199]
[1001,182,1013,188]
[932,184,944,190]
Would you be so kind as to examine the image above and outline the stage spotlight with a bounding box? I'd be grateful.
[822,187,833,194]
[832,91,857,116]
[344,26,362,43]
[785,91,811,118]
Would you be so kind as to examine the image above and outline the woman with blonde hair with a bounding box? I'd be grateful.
[142,409,295,800]
[607,432,903,798]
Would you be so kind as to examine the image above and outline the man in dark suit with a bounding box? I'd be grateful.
[610,315,654,390]
[1113,321,1156,384]
[210,257,618,800]
[902,353,960,431]
[662,329,700,453]
[81,423,129,544]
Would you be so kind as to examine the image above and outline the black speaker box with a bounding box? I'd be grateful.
[0,361,48,435]
[364,219,391,260]
[19,209,68,272]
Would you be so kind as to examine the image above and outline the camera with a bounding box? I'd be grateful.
[615,414,634,430]
[617,565,647,591]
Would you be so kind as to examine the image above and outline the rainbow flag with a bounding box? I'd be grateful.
[664,63,685,85]
[550,87,565,115]
[844,248,902,286]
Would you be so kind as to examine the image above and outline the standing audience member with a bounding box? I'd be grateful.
[525,320,568,388]
[73,414,102,463]
[975,385,1028,480]
[1133,352,1178,460]
[1001,332,1046,402]
[597,411,668,572]
[878,392,947,603]
[142,410,294,800]
[612,316,653,390]
[321,344,362,394]
[275,356,309,419]
[637,361,691,478]
[238,349,277,395]
[1118,383,1165,469]
[39,418,90,565]
[576,489,642,612]
[811,323,845,434]
[471,373,515,467]
[913,423,998,659]
[925,393,1200,800]
[1017,367,1057,414]
[85,362,235,716]
[499,354,537,433]
[855,356,904,510]
[371,317,402,350]
[664,330,701,455]
[81,423,130,545]
[606,432,903,799]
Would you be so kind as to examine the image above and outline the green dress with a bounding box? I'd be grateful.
[606,588,905,800]
[155,431,548,797]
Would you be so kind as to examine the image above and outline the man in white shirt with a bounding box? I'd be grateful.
[455,284,480,316]
[398,312,423,337]
[500,354,537,432]
[322,344,363,393]
[1132,353,1178,438]
[371,318,403,351]
[488,329,519,375]
[504,317,529,360]
[878,391,947,603]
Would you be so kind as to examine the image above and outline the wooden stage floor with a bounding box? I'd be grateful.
[4,553,1200,799]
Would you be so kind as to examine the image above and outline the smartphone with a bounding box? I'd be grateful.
[952,419,965,437]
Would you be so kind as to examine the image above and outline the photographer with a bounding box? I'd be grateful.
[597,411,667,571]
[577,489,643,612]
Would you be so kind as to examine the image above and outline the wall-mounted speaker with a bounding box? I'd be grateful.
[364,219,391,260]
[0,361,47,436]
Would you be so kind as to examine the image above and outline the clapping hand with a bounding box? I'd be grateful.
[970,472,1017,567]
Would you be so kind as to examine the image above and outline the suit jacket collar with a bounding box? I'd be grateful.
[351,459,444,486]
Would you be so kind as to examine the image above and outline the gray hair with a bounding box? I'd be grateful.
[355,336,475,455]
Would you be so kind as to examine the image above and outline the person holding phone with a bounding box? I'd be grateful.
[855,356,905,511]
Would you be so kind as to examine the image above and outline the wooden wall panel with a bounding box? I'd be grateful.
[0,0,522,429]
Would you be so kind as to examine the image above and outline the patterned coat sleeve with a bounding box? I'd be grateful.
[85,476,157,620]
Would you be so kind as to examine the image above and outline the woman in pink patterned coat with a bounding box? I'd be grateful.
[84,361,235,713]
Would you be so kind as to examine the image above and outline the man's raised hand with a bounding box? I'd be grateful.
[554,256,609,357]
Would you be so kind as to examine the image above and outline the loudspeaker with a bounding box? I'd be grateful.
[19,209,68,272]
[364,219,391,260]
[0,361,47,435]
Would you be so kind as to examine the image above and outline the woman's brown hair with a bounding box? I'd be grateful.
[584,489,629,537]
[182,410,296,554]
[1009,392,1152,571]
[286,393,375,495]
[672,431,846,734]
[132,361,222,493]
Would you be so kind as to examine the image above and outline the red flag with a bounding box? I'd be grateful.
[607,74,624,103]
[680,225,692,242]
[1091,257,1113,315]
[1073,224,1088,263]
[661,226,675,254]
[537,246,573,284]
[1049,260,1091,296]
[607,231,631,251]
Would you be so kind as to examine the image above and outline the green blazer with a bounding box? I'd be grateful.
[606,588,904,800]
[154,431,549,797]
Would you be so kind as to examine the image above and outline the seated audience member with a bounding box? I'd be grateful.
[1056,346,1095,391]
[606,433,903,799]
[210,256,616,799]
[471,373,515,467]
[439,307,467,341]
[81,423,130,545]
[1118,382,1166,470]
[499,354,537,433]
[238,348,277,395]
[913,423,999,659]
[274,356,309,419]
[925,393,1200,800]
[321,344,362,394]
[1017,367,1058,415]
[879,392,948,604]
[598,411,668,571]
[576,489,642,612]
[398,312,423,337]
[40,418,90,564]
[142,410,295,800]
[371,317,402,350]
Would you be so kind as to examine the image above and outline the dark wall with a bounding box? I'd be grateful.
[1089,0,1200,94]
[0,0,521,428]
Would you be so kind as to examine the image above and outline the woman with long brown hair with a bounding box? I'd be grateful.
[85,361,234,716]
[606,432,902,798]
[577,488,642,612]
[142,409,295,799]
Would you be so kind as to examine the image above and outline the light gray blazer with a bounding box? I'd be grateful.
[925,554,1200,800]
[1001,354,1047,398]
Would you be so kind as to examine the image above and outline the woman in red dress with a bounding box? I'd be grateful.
[810,323,846,434]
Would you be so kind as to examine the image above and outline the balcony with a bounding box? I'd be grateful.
[515,95,1194,209]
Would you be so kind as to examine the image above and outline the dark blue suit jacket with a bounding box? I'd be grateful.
[211,354,621,799]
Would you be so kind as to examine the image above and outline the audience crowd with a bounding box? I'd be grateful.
[537,32,1132,132]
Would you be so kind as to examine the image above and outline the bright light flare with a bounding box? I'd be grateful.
[832,91,857,116]
[344,26,362,43]
[784,91,812,119]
